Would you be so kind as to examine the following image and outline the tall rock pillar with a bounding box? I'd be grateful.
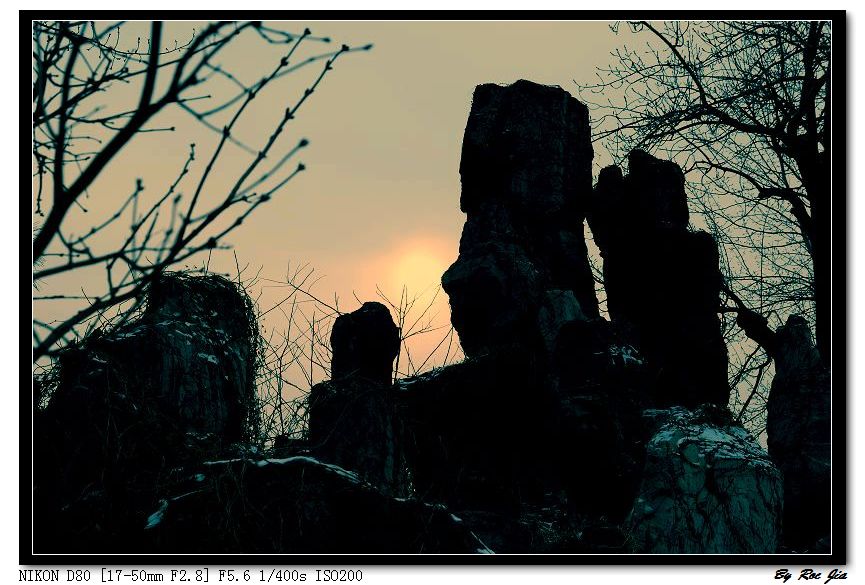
[588,150,729,408]
[442,79,598,357]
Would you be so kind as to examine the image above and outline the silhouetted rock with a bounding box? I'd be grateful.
[308,377,406,495]
[330,301,400,383]
[552,318,649,522]
[395,352,596,552]
[395,321,649,542]
[443,80,598,358]
[589,150,728,408]
[442,242,544,356]
[33,76,825,556]
[34,272,258,553]
[307,302,405,494]
[627,405,782,553]
[396,350,551,512]
[142,456,493,554]
[767,315,831,552]
[458,79,593,220]
[591,149,689,242]
[538,290,586,351]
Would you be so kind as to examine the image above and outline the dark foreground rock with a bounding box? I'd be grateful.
[34,272,258,553]
[627,405,783,553]
[396,351,551,513]
[551,318,650,523]
[766,316,831,552]
[308,302,405,494]
[308,377,406,495]
[143,456,493,554]
[395,324,649,543]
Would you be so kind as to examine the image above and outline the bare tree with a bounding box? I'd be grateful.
[373,284,461,384]
[250,261,463,445]
[581,20,830,358]
[579,20,832,436]
[32,20,371,363]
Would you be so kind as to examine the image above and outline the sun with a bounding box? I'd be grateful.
[389,243,450,296]
[381,239,458,364]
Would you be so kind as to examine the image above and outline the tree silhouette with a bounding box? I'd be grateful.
[31,20,370,362]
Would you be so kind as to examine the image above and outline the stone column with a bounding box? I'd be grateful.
[307,302,405,495]
[442,79,598,358]
[588,149,729,408]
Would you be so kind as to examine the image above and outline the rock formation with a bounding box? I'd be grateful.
[396,350,549,513]
[409,81,769,552]
[143,456,492,554]
[551,318,649,523]
[735,309,832,552]
[32,79,818,557]
[589,150,729,408]
[308,302,405,494]
[442,79,598,357]
[766,315,831,552]
[34,272,259,552]
[330,301,400,383]
[627,405,783,553]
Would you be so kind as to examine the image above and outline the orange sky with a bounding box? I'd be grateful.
[34,20,627,375]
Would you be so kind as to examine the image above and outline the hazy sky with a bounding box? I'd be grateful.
[35,20,631,370]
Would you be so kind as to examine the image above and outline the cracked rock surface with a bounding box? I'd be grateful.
[627,405,783,553]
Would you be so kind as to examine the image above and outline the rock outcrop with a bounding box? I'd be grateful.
[766,315,831,552]
[551,318,649,522]
[627,405,783,553]
[34,272,258,552]
[32,79,822,557]
[308,302,405,494]
[442,80,598,357]
[589,150,729,408]
[58,272,258,439]
[396,350,550,512]
[143,456,492,554]
[330,301,400,383]
[308,376,406,496]
[419,82,745,553]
